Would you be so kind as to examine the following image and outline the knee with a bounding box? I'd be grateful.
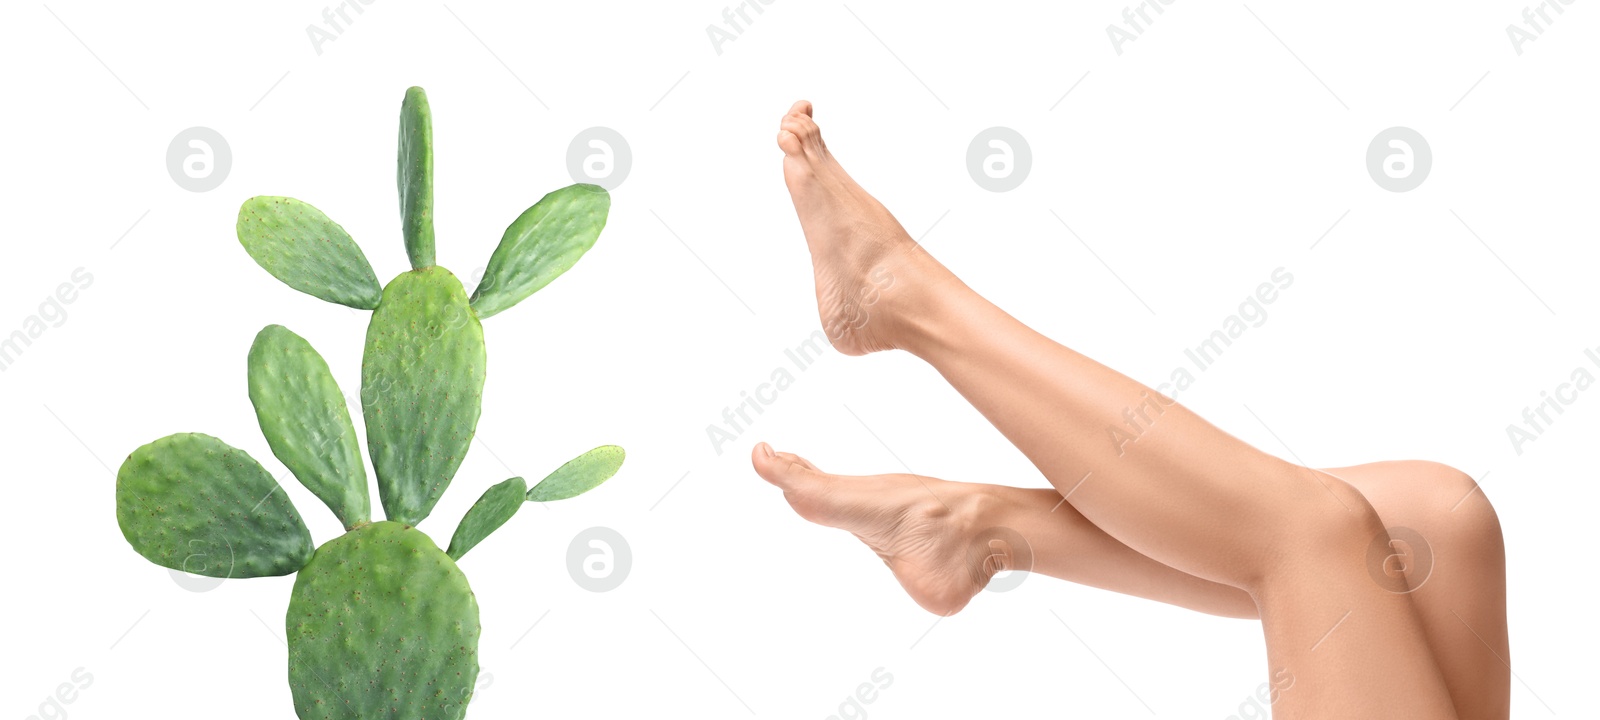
[1328,461,1504,587]
[1249,466,1391,587]
[1406,461,1504,556]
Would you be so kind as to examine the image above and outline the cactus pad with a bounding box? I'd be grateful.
[117,87,624,718]
[526,445,626,502]
[361,266,486,525]
[288,521,478,719]
[446,477,527,561]
[248,324,370,530]
[236,197,383,309]
[470,184,611,318]
[398,86,435,270]
[116,433,314,578]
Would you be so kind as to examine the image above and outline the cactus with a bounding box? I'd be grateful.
[115,87,623,720]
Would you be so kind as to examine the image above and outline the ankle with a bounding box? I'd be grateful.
[868,248,965,355]
[944,483,1007,542]
[963,484,1051,572]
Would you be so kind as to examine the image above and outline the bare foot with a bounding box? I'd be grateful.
[777,100,927,356]
[750,442,1014,615]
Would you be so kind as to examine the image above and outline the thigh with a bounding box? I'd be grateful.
[1322,461,1510,720]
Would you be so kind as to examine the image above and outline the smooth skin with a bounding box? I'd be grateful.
[754,100,1509,719]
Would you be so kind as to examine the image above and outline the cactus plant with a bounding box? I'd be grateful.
[115,86,623,720]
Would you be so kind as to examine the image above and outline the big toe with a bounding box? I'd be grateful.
[777,127,803,157]
[751,444,849,525]
[751,443,823,491]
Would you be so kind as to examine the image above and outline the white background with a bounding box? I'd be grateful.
[2,1,1596,718]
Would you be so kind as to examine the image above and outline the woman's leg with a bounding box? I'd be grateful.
[751,454,1510,718]
[1329,461,1509,720]
[773,101,1462,718]
[751,447,1258,618]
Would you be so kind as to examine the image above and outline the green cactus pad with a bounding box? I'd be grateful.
[288,521,478,720]
[119,88,625,717]
[469,184,611,319]
[361,266,486,525]
[248,325,370,530]
[446,477,527,561]
[116,433,314,578]
[526,445,625,502]
[236,197,383,310]
[399,86,435,270]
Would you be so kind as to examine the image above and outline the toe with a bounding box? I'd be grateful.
[752,444,850,526]
[776,451,820,472]
[751,443,823,491]
[777,128,803,156]
[779,114,814,141]
[779,113,824,156]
